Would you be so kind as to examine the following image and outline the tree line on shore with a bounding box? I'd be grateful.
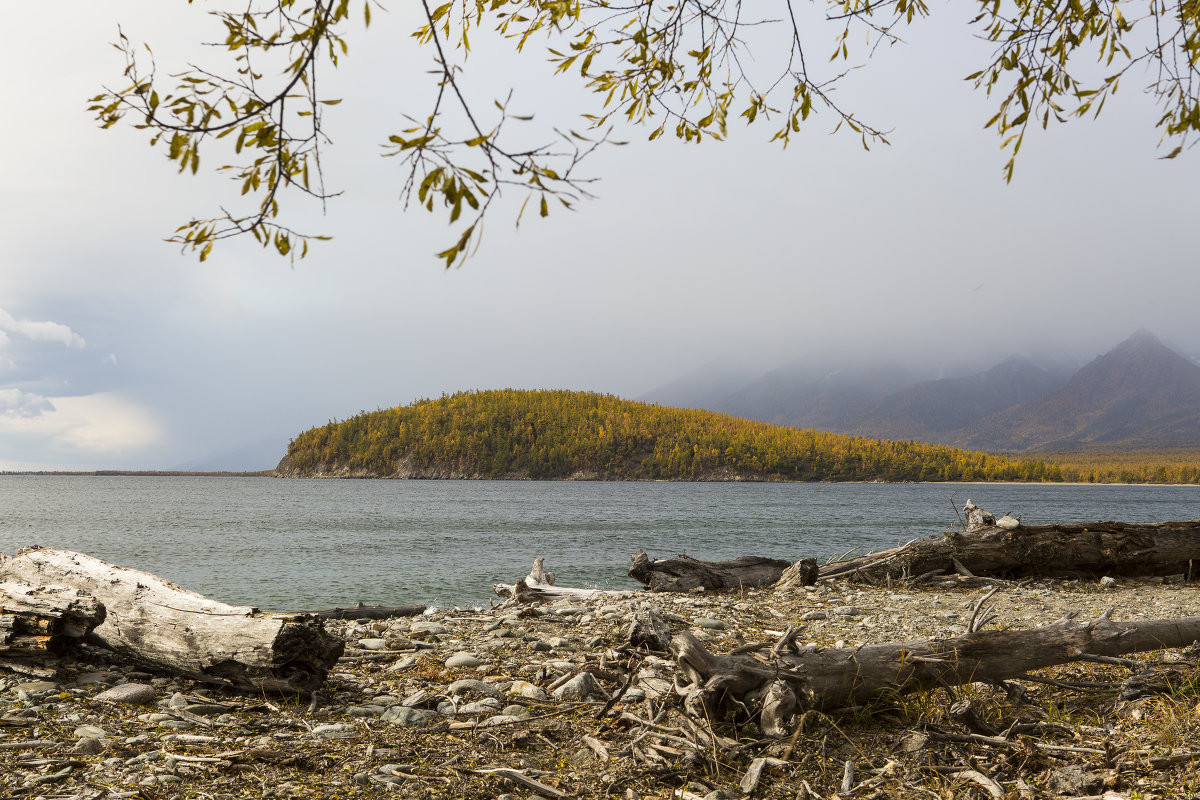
[279,390,1198,483]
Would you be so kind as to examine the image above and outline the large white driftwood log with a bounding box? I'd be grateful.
[0,546,343,693]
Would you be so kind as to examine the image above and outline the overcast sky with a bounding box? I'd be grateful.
[2,1,1197,471]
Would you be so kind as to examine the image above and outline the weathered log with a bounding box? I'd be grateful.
[493,558,637,602]
[0,582,105,651]
[816,519,1200,584]
[773,558,819,592]
[0,546,343,693]
[297,604,427,620]
[672,611,1200,732]
[629,549,792,593]
[0,582,107,676]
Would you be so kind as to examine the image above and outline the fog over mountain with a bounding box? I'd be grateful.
[641,331,1200,452]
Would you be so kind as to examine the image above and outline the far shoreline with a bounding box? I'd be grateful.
[0,470,275,477]
[1,471,1196,487]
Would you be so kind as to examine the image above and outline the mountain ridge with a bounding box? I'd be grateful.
[960,330,1200,451]
[640,331,1200,452]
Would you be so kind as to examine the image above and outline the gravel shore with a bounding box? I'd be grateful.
[4,578,1199,799]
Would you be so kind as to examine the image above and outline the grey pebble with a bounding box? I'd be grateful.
[448,679,502,698]
[553,672,597,701]
[71,737,105,755]
[445,652,483,669]
[381,706,439,727]
[96,683,157,705]
[312,723,357,739]
[458,698,502,715]
[348,705,387,717]
[74,725,108,739]
[693,617,727,630]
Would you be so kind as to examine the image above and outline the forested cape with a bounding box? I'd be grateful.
[277,390,1070,482]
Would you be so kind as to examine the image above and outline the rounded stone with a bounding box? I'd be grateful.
[448,679,502,698]
[71,737,105,755]
[381,706,438,727]
[445,652,483,669]
[693,617,727,630]
[501,704,532,719]
[312,723,357,739]
[15,679,59,693]
[458,698,502,715]
[553,671,597,701]
[96,683,157,705]
[74,724,109,739]
[509,680,548,701]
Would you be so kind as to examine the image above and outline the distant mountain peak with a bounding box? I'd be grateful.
[961,330,1200,451]
[1115,328,1165,351]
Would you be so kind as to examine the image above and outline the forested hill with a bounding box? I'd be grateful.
[275,389,1065,482]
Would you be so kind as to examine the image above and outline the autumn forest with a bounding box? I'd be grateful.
[277,390,1200,483]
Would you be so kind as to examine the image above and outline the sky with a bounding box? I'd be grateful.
[2,1,1198,471]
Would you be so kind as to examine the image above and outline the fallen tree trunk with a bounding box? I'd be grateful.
[816,519,1200,584]
[629,549,791,593]
[1,582,106,677]
[672,611,1200,735]
[0,546,343,693]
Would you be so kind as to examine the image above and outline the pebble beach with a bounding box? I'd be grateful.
[4,578,1200,799]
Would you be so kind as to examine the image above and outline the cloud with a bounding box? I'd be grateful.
[0,308,86,348]
[0,388,55,418]
[0,392,163,463]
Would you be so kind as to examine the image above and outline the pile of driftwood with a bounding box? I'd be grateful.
[7,502,1200,702]
[813,503,1200,588]
[618,501,1200,593]
[486,501,1200,734]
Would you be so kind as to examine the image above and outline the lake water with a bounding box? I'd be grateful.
[0,477,1196,610]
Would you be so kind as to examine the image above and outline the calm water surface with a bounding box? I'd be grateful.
[0,477,1195,610]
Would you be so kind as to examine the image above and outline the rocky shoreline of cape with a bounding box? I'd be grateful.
[5,575,1199,799]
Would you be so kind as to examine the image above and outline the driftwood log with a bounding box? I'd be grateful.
[1,582,106,678]
[817,519,1200,584]
[629,549,792,593]
[300,604,427,620]
[494,558,636,603]
[672,611,1200,735]
[0,546,343,693]
[773,558,820,592]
